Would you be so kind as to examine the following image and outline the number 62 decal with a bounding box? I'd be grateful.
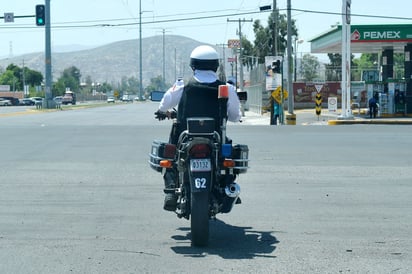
[194,178,207,189]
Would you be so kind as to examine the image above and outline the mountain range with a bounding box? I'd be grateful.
[0,35,212,86]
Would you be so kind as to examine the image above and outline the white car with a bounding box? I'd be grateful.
[0,98,12,106]
[107,97,115,103]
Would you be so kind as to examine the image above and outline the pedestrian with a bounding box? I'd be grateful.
[368,95,378,118]
[273,100,280,125]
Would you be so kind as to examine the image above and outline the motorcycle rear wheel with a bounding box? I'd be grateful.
[190,192,209,246]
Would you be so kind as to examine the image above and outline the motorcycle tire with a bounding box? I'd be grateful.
[190,192,209,246]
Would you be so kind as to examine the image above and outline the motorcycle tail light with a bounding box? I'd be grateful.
[163,144,176,158]
[189,144,210,158]
[160,160,173,168]
[223,159,235,168]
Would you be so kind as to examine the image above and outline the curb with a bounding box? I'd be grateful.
[328,119,412,125]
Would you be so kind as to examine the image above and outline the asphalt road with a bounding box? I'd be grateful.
[0,102,411,273]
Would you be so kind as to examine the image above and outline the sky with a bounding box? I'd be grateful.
[0,0,411,60]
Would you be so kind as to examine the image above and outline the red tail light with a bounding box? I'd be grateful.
[163,144,176,158]
[189,144,210,158]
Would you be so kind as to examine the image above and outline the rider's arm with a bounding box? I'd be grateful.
[227,85,242,122]
[158,81,184,112]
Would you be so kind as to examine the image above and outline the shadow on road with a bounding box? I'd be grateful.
[171,219,278,259]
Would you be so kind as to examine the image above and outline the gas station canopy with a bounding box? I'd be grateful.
[310,24,412,53]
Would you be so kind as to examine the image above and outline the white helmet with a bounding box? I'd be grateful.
[190,45,219,72]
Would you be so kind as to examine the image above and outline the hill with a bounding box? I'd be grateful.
[0,35,209,86]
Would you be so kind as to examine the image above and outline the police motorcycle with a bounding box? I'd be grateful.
[149,85,249,247]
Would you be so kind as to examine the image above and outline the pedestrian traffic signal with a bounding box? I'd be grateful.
[272,60,281,74]
[35,4,45,26]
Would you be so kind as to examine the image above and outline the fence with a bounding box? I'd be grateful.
[246,64,267,114]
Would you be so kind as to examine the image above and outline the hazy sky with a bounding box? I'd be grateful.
[0,0,411,59]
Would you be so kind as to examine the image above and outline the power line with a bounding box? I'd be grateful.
[1,8,411,31]
[292,8,412,21]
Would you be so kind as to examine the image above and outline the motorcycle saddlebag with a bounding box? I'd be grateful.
[232,144,249,174]
[149,140,176,172]
[187,117,215,134]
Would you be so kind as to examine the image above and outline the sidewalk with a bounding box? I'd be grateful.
[235,109,412,126]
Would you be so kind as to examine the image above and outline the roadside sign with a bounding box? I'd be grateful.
[4,13,14,23]
[227,57,236,62]
[227,39,240,48]
[315,92,322,116]
[271,86,288,104]
[315,84,323,93]
[328,97,338,112]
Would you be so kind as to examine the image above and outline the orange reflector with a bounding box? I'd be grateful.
[160,160,173,168]
[223,159,235,168]
[218,85,229,98]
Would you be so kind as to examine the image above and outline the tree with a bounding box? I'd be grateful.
[53,66,81,95]
[25,69,43,87]
[145,75,167,93]
[325,53,342,81]
[0,70,19,91]
[0,64,43,91]
[252,12,298,63]
[325,53,357,81]
[240,37,255,70]
[300,54,320,81]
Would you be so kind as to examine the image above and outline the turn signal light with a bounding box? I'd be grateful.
[223,159,235,168]
[160,160,173,168]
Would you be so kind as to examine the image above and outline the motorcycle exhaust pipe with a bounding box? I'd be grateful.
[225,183,241,198]
[221,183,241,213]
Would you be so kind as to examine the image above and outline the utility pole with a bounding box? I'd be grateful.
[139,0,143,101]
[339,0,353,119]
[273,0,278,56]
[22,59,26,95]
[216,43,228,80]
[45,0,52,108]
[227,18,252,92]
[159,28,171,84]
[287,0,294,116]
[162,29,166,85]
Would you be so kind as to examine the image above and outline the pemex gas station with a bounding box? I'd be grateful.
[309,24,412,116]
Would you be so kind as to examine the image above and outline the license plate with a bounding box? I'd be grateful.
[190,159,211,172]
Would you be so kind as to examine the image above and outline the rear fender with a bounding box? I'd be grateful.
[189,170,212,193]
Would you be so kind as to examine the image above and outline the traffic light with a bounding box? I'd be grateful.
[271,60,281,74]
[35,4,45,26]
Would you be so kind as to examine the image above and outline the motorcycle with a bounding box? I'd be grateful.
[149,85,249,246]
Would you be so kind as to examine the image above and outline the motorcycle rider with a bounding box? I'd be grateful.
[155,45,242,211]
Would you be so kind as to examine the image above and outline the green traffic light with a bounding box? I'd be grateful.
[35,4,46,26]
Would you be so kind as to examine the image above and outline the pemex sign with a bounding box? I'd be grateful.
[351,25,412,42]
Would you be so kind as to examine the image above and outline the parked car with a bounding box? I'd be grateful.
[30,97,43,105]
[0,96,19,106]
[0,98,12,106]
[53,96,63,104]
[107,97,115,103]
[19,98,35,106]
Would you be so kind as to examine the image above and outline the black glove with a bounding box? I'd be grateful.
[154,110,167,120]
[170,108,177,119]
